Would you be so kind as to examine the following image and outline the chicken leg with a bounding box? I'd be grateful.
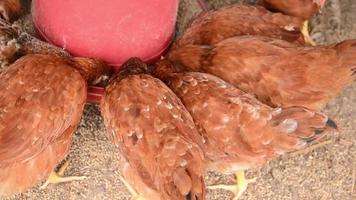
[40,160,86,189]
[207,171,256,200]
[119,175,145,200]
[302,20,316,46]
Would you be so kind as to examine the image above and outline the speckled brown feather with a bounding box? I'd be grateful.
[168,36,356,110]
[0,18,111,82]
[0,18,71,70]
[0,19,20,69]
[0,54,88,196]
[0,0,21,22]
[100,58,206,200]
[173,5,306,49]
[158,70,336,173]
[263,0,326,20]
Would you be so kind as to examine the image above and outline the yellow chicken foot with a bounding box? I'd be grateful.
[40,160,86,189]
[207,171,256,200]
[302,20,316,46]
[118,175,145,200]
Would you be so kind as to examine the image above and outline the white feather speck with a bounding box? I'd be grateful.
[166,103,173,110]
[272,108,282,116]
[157,100,162,105]
[222,115,230,124]
[280,119,298,134]
[179,159,188,167]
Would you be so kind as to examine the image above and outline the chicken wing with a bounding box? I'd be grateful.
[100,58,206,200]
[168,36,356,110]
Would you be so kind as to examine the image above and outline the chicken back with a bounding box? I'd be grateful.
[0,53,108,195]
[0,54,87,195]
[174,5,306,49]
[168,36,356,110]
[100,58,205,200]
[153,64,337,172]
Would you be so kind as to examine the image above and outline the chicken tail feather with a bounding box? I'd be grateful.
[333,39,356,78]
[270,107,337,152]
[182,169,205,200]
[168,45,212,72]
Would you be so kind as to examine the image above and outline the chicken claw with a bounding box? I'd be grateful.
[302,20,316,46]
[118,175,145,200]
[40,160,86,189]
[208,171,256,200]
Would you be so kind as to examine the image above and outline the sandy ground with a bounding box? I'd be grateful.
[4,0,355,200]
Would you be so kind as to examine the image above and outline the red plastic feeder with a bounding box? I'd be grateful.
[32,0,179,71]
[32,0,179,103]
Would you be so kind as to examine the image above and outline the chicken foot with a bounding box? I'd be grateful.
[302,20,316,46]
[207,171,256,200]
[40,160,86,189]
[118,175,145,200]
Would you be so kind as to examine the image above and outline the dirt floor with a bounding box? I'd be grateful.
[4,0,356,199]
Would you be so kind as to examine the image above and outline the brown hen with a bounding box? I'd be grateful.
[168,36,356,110]
[174,4,307,48]
[0,0,21,22]
[0,54,109,196]
[100,58,206,200]
[263,0,327,45]
[153,61,337,199]
[263,0,326,20]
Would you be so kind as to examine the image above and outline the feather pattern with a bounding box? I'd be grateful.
[0,54,86,166]
[0,126,75,196]
[0,54,87,196]
[0,19,20,70]
[174,5,305,49]
[100,58,205,200]
[168,36,356,110]
[161,71,336,173]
